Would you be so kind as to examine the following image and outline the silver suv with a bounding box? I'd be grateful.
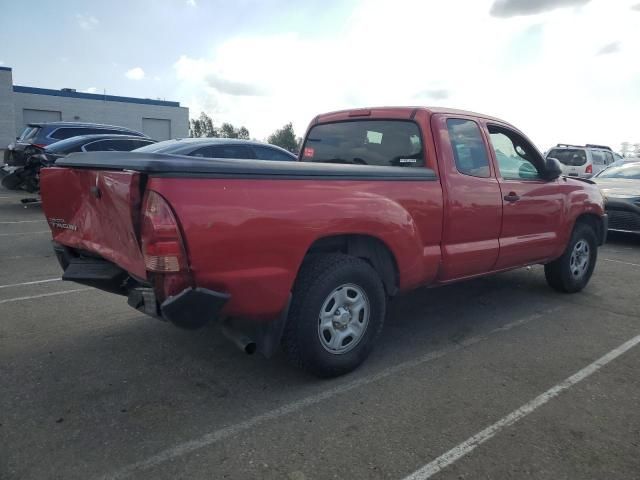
[546,143,617,178]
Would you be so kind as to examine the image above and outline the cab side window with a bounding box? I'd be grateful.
[446,119,491,178]
[488,125,543,180]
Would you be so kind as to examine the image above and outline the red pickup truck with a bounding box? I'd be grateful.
[40,107,607,377]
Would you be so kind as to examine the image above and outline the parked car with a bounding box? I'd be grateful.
[35,134,156,163]
[1,135,156,192]
[546,143,616,178]
[593,162,640,234]
[40,106,607,377]
[132,138,298,161]
[5,122,147,166]
[605,156,640,170]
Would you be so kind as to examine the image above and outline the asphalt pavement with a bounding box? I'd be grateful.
[1,187,639,480]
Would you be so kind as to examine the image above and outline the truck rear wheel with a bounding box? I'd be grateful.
[544,223,598,293]
[282,254,386,377]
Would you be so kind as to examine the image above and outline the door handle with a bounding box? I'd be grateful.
[504,192,520,202]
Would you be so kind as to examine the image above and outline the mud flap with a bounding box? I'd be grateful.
[160,287,230,330]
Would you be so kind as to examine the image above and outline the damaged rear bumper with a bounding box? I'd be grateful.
[128,286,229,330]
[53,242,230,329]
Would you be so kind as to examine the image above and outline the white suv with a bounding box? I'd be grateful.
[546,144,616,178]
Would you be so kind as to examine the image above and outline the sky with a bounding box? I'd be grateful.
[0,0,639,151]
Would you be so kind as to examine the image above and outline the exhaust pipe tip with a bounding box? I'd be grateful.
[244,342,257,355]
[222,325,257,355]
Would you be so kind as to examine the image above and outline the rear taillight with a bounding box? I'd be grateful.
[585,164,593,174]
[141,191,187,273]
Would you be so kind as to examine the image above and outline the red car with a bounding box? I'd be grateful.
[40,107,607,377]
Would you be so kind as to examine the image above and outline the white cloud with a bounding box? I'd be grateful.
[0,61,4,66]
[173,0,640,149]
[125,67,145,80]
[186,0,197,6]
[86,87,98,93]
[75,13,98,30]
[490,0,591,17]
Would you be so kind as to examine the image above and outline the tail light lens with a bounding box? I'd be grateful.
[141,191,188,273]
[585,164,593,174]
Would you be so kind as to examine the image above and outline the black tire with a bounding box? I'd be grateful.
[282,254,386,378]
[1,172,24,190]
[544,223,598,293]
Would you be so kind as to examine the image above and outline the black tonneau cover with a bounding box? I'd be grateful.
[56,152,437,181]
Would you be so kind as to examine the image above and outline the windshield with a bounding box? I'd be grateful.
[595,163,640,179]
[547,148,587,166]
[44,137,85,153]
[132,139,184,153]
[301,120,424,167]
[18,126,40,142]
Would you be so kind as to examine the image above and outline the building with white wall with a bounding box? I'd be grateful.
[0,66,189,151]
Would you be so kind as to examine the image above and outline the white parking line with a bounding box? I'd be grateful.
[603,258,640,268]
[0,219,46,224]
[0,288,90,305]
[0,278,61,289]
[0,230,49,237]
[98,308,558,480]
[402,333,640,480]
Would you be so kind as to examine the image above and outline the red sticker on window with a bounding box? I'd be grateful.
[303,147,315,158]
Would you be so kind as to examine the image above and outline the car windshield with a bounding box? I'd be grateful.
[132,139,185,153]
[18,126,40,141]
[595,163,640,179]
[44,137,85,153]
[547,148,587,166]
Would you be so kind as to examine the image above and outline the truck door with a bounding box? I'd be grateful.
[483,122,564,269]
[432,115,502,280]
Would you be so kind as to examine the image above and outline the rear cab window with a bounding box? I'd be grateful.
[301,120,424,167]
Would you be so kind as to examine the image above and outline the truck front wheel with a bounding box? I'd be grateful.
[282,254,386,377]
[544,223,598,293]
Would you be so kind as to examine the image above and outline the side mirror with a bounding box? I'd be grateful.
[545,157,563,180]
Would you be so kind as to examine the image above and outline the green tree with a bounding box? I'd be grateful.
[267,123,299,153]
[219,122,237,138]
[189,118,203,138]
[621,142,631,157]
[219,122,250,139]
[200,112,217,137]
[237,126,250,140]
[189,112,219,138]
